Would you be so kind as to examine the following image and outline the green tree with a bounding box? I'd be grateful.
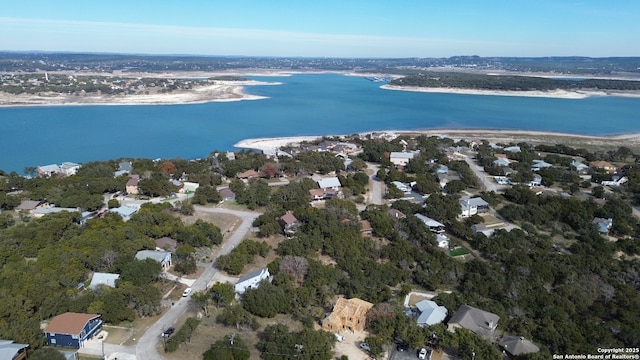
[204,335,250,360]
[209,282,235,308]
[29,347,66,360]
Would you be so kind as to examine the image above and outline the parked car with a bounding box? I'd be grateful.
[161,327,175,337]
[396,343,408,352]
[418,347,430,359]
[182,287,192,297]
[359,342,371,352]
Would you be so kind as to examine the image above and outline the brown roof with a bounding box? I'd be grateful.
[309,188,325,197]
[388,209,406,219]
[331,297,373,321]
[494,154,508,159]
[126,175,139,186]
[236,169,260,179]
[155,237,177,251]
[218,188,236,198]
[279,211,298,225]
[45,312,101,335]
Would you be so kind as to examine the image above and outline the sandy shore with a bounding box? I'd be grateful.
[235,129,640,152]
[380,84,640,99]
[0,80,280,107]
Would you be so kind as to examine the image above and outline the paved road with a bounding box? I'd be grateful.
[462,154,507,193]
[134,206,260,360]
[367,163,383,205]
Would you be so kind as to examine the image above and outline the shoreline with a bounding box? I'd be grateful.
[0,80,280,107]
[380,84,640,99]
[235,129,640,152]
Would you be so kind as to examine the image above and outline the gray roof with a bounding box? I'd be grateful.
[0,339,29,359]
[135,250,171,263]
[448,305,499,339]
[109,206,138,218]
[460,197,489,208]
[16,199,42,211]
[499,336,540,356]
[89,272,120,289]
[390,151,416,159]
[415,214,445,228]
[237,267,270,284]
[317,177,342,189]
[415,300,448,326]
[33,207,77,216]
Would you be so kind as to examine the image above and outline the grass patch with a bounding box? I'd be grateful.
[449,247,471,257]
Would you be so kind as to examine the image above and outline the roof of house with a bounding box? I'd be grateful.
[415,214,445,228]
[237,267,270,284]
[33,207,77,216]
[460,197,489,208]
[0,339,29,359]
[279,211,299,226]
[317,177,342,189]
[389,151,416,159]
[60,162,80,169]
[16,199,43,211]
[499,336,540,356]
[592,217,613,233]
[329,297,374,321]
[415,300,448,326]
[109,206,138,218]
[44,312,101,335]
[309,188,326,197]
[118,161,133,172]
[492,158,512,166]
[126,176,139,187]
[155,237,178,251]
[135,250,171,263]
[448,305,499,336]
[236,169,260,179]
[218,188,236,199]
[89,272,120,290]
[38,164,60,173]
[504,146,521,153]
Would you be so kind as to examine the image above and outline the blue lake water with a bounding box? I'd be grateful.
[2,73,640,173]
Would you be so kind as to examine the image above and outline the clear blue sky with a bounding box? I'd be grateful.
[1,0,638,57]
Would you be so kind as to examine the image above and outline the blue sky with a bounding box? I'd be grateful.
[1,1,638,57]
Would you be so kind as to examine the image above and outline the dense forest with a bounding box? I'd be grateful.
[1,134,639,359]
[390,72,640,91]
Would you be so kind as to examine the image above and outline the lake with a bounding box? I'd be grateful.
[2,73,640,173]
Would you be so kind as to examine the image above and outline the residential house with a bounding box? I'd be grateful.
[135,250,172,270]
[88,272,120,290]
[44,312,102,348]
[126,175,140,195]
[392,181,413,194]
[436,234,450,249]
[414,300,448,327]
[109,206,138,220]
[415,214,446,233]
[592,217,613,234]
[460,197,489,217]
[278,211,300,236]
[60,162,81,176]
[15,199,45,213]
[388,208,406,220]
[492,157,513,167]
[234,268,271,294]
[435,164,449,174]
[359,220,373,237]
[322,297,374,333]
[448,305,500,342]
[32,207,78,219]
[590,160,617,174]
[438,172,461,189]
[504,145,521,153]
[317,177,342,190]
[0,339,29,360]
[309,188,339,201]
[389,151,419,167]
[181,182,200,193]
[37,164,61,177]
[602,176,628,186]
[155,237,178,252]
[236,169,261,180]
[528,174,543,187]
[571,160,590,174]
[531,160,553,172]
[114,161,132,177]
[218,188,236,202]
[471,223,518,237]
[499,336,540,357]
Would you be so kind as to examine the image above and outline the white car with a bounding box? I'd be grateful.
[418,348,430,359]
[182,287,192,297]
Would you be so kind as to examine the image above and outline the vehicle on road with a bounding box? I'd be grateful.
[396,343,408,352]
[161,327,175,337]
[182,287,192,297]
[418,347,430,359]
[360,342,371,352]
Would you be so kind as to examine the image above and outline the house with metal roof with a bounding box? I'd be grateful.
[317,177,342,190]
[135,250,172,270]
[109,206,138,220]
[460,197,489,217]
[234,268,271,294]
[415,214,446,233]
[89,272,120,290]
[415,300,448,326]
[44,312,102,348]
[0,339,29,360]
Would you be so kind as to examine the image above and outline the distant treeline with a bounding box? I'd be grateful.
[390,72,640,91]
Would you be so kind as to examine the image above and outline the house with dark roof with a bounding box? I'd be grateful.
[448,305,499,342]
[126,175,140,195]
[218,187,236,202]
[499,336,540,357]
[44,312,102,348]
[234,268,271,294]
[278,211,300,236]
[15,199,46,213]
[155,237,178,252]
[0,339,29,360]
[388,208,406,219]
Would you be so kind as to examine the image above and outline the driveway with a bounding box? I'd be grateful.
[134,206,260,360]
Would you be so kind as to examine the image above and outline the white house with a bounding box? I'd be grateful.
[389,151,419,167]
[460,197,489,217]
[60,162,81,176]
[392,181,412,194]
[89,272,120,290]
[135,250,172,270]
[436,234,450,249]
[37,164,61,177]
[234,268,271,294]
[415,214,446,233]
[181,182,200,193]
[317,177,342,190]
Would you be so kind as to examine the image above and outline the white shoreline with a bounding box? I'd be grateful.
[380,84,640,99]
[234,129,640,152]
